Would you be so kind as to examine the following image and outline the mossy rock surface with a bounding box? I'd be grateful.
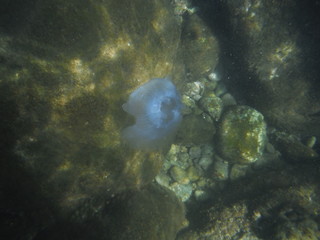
[104,184,186,240]
[218,105,267,164]
[0,0,183,211]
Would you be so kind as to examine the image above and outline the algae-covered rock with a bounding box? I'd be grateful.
[180,14,219,80]
[218,106,267,164]
[177,114,216,145]
[0,0,182,212]
[252,184,320,240]
[268,129,318,162]
[214,0,320,138]
[31,183,186,240]
[177,203,252,240]
[199,92,223,121]
[273,205,320,240]
[104,184,187,240]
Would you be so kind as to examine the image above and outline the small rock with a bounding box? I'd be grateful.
[185,81,204,101]
[181,95,196,115]
[170,166,189,184]
[198,156,213,170]
[194,189,209,201]
[221,93,237,107]
[186,166,200,182]
[199,93,223,121]
[212,156,229,180]
[189,146,202,159]
[169,182,193,202]
[230,164,250,180]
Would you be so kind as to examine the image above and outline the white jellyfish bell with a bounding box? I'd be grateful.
[122,78,182,152]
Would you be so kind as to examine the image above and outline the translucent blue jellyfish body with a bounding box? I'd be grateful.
[122,78,182,151]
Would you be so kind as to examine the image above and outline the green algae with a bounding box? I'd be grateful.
[1,0,183,211]
[218,105,267,164]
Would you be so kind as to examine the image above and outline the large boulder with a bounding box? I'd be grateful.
[0,0,183,212]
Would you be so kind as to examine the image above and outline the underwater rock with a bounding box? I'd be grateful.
[199,92,223,121]
[122,78,182,152]
[218,106,267,164]
[273,204,320,240]
[169,182,193,202]
[229,164,250,180]
[181,95,196,115]
[0,0,183,213]
[189,146,202,159]
[177,114,216,145]
[104,184,187,240]
[156,143,216,203]
[221,93,237,107]
[170,166,189,184]
[214,0,320,138]
[252,184,320,240]
[184,81,204,101]
[211,155,229,181]
[177,203,251,240]
[32,183,187,240]
[180,14,219,80]
[268,129,319,162]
